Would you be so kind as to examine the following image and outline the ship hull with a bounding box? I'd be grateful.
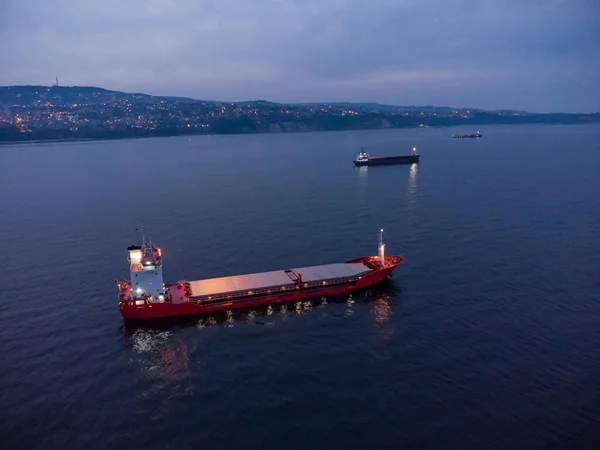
[119,257,401,321]
[452,134,482,139]
[353,155,419,166]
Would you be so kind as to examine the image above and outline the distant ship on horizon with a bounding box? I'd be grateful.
[452,131,482,139]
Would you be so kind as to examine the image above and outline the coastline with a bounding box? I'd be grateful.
[2,85,598,146]
[1,120,599,146]
[0,136,151,146]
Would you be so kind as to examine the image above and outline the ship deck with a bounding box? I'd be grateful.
[368,155,415,160]
[168,262,373,303]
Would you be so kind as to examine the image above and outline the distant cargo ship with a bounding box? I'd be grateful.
[452,131,482,139]
[117,228,403,320]
[353,147,420,166]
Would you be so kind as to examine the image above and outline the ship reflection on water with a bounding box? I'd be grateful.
[409,162,418,183]
[122,283,402,379]
[403,162,419,218]
[155,338,190,381]
[373,295,392,325]
[354,161,418,191]
[124,329,191,382]
[407,162,418,197]
[356,165,368,190]
[372,295,395,342]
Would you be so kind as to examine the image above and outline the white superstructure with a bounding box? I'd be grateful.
[127,227,165,302]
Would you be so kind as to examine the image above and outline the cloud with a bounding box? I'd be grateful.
[0,0,598,111]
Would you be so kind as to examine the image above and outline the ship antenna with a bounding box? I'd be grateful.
[135,222,147,247]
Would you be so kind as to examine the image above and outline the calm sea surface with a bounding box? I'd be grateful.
[1,124,600,449]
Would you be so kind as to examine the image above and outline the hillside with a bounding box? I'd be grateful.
[1,85,598,142]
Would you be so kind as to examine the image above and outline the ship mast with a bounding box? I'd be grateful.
[378,228,385,267]
[136,222,147,247]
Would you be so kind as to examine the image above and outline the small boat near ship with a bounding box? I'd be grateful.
[452,131,482,139]
[117,228,403,321]
[353,147,420,166]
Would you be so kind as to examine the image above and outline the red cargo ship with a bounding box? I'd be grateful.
[117,228,403,320]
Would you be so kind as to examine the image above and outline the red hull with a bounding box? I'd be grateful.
[119,256,402,320]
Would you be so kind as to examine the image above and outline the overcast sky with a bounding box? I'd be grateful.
[1,0,598,112]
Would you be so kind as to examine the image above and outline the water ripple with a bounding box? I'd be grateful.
[1,125,600,449]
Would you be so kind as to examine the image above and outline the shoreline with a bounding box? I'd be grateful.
[0,135,151,146]
[1,121,598,146]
